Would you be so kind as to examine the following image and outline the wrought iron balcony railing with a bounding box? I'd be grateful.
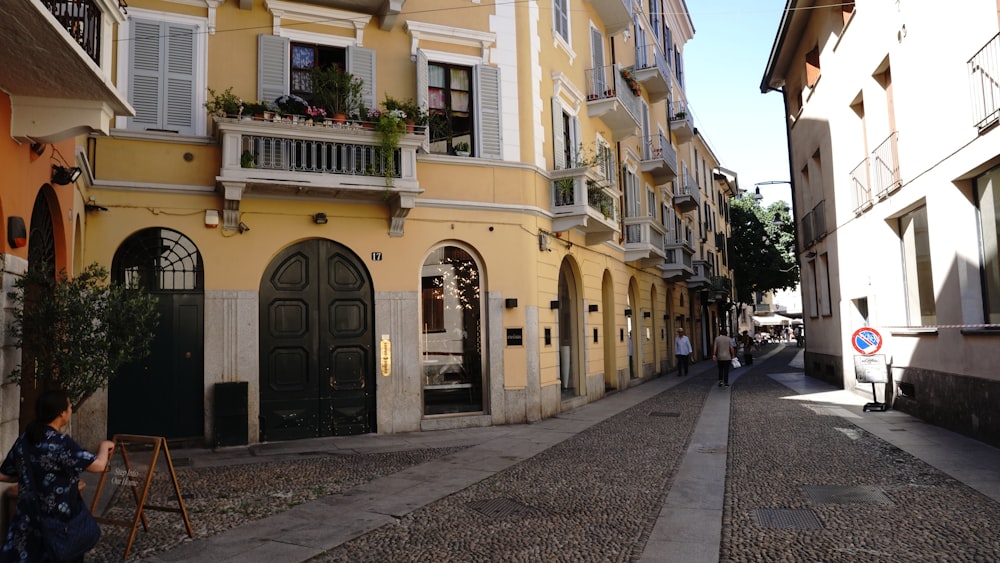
[969,31,1000,131]
[43,0,106,65]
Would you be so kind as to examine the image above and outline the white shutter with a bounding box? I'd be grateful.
[551,96,565,169]
[258,34,288,106]
[475,65,502,160]
[129,20,162,130]
[416,49,429,152]
[348,46,375,110]
[164,24,195,135]
[591,27,605,94]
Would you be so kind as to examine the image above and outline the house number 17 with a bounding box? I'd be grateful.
[371,252,383,261]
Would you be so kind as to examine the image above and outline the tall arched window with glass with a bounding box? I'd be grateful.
[420,245,484,415]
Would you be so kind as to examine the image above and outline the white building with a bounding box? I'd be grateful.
[762,1,1000,446]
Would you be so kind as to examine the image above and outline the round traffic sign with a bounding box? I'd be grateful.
[851,327,882,355]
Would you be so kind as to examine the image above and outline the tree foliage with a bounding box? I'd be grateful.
[8,263,159,408]
[730,196,799,304]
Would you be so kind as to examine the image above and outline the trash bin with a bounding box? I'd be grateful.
[214,382,248,448]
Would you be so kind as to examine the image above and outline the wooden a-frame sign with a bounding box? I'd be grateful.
[90,434,193,560]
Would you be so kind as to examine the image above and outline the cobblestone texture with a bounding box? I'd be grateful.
[84,347,1000,562]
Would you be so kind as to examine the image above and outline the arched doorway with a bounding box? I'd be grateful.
[109,228,205,439]
[259,239,375,440]
[420,244,485,415]
[627,280,639,380]
[601,270,616,390]
[557,258,582,397]
[18,190,59,430]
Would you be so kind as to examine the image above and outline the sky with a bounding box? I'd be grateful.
[681,0,791,209]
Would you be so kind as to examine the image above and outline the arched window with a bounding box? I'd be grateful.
[112,228,203,291]
[420,244,484,415]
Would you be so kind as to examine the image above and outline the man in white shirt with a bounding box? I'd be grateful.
[674,328,693,377]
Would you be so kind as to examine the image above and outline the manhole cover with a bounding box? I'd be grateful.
[649,412,681,417]
[753,508,822,529]
[466,498,531,519]
[804,485,892,505]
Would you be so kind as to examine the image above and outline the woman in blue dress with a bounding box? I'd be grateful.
[0,390,114,562]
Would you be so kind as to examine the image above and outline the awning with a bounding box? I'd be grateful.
[753,314,792,326]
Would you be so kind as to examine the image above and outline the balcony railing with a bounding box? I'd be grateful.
[43,0,104,64]
[969,31,1000,131]
[672,171,699,213]
[624,218,667,266]
[871,131,901,198]
[659,236,695,279]
[585,64,642,140]
[215,117,425,235]
[639,132,677,183]
[669,100,694,143]
[551,166,620,243]
[633,38,670,102]
[850,157,873,214]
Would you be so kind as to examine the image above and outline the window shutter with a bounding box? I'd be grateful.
[415,49,429,152]
[129,20,163,130]
[475,64,502,160]
[348,46,376,110]
[551,97,565,170]
[164,24,195,135]
[258,34,289,106]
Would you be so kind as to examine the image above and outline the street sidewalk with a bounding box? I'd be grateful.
[132,345,999,562]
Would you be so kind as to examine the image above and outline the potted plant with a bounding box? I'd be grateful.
[555,177,575,205]
[454,141,470,157]
[205,87,243,117]
[312,65,363,123]
[620,67,641,97]
[376,108,407,186]
[306,105,327,124]
[241,150,256,168]
[384,96,425,132]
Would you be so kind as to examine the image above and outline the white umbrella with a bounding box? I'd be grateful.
[752,314,793,326]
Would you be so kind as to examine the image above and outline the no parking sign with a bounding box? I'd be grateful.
[851,327,882,355]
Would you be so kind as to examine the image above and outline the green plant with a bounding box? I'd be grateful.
[7,263,159,408]
[454,141,470,153]
[376,108,406,186]
[312,65,363,116]
[205,87,243,117]
[241,150,256,168]
[383,96,426,125]
[554,177,575,205]
[242,101,272,116]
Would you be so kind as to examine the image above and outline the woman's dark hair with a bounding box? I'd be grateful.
[26,390,70,444]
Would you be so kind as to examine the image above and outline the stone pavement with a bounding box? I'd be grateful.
[114,344,999,562]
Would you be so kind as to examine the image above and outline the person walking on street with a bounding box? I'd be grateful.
[0,390,115,563]
[712,328,736,388]
[674,328,692,377]
[740,330,754,365]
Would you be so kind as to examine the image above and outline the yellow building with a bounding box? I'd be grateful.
[2,0,739,448]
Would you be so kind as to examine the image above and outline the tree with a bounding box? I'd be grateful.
[8,263,159,408]
[730,195,799,304]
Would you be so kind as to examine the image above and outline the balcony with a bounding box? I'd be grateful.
[633,40,671,103]
[672,172,700,214]
[969,31,1000,131]
[659,237,694,280]
[850,157,873,215]
[215,117,425,237]
[551,167,620,244]
[871,131,901,198]
[687,259,712,289]
[624,217,667,267]
[639,132,678,184]
[585,0,632,35]
[669,101,695,144]
[586,64,642,141]
[1,0,132,142]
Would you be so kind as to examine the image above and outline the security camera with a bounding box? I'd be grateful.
[238,221,250,234]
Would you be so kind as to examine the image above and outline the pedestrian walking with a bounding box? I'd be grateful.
[740,330,754,365]
[712,328,736,388]
[674,328,692,376]
[0,390,114,563]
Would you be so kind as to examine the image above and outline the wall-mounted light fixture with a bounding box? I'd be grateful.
[550,300,559,309]
[505,298,518,309]
[624,308,632,317]
[588,304,599,313]
[7,217,26,248]
[313,213,328,224]
[30,143,46,156]
[51,165,81,185]
[238,221,250,234]
[643,311,651,319]
[805,250,818,258]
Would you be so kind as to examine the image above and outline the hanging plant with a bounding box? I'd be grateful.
[375,108,406,186]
